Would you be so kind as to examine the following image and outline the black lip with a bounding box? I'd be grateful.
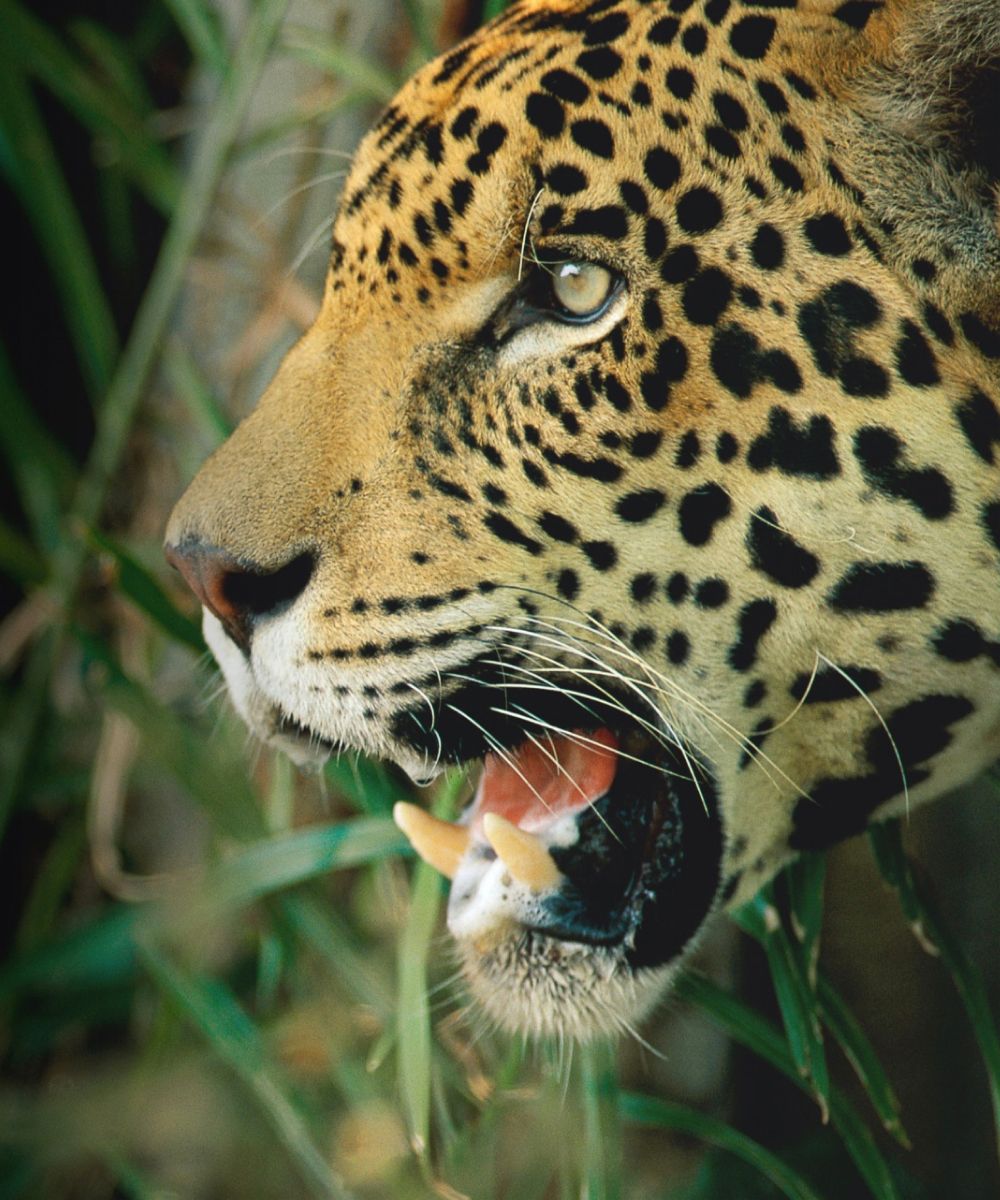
[527,737,723,969]
[388,648,641,764]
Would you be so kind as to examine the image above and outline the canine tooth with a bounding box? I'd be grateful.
[482,813,562,892]
[393,802,470,880]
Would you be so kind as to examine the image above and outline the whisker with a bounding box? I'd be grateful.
[444,664,682,777]
[517,188,545,282]
[486,626,691,763]
[488,700,689,782]
[405,681,444,772]
[511,613,809,801]
[816,651,910,817]
[262,145,356,164]
[261,168,348,224]
[491,651,682,757]
[521,729,590,802]
[445,703,554,816]
[289,210,333,274]
[512,617,744,813]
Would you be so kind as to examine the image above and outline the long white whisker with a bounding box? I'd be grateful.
[517,188,545,282]
[445,703,554,816]
[491,652,683,759]
[816,651,910,817]
[289,210,333,274]
[262,168,347,224]
[521,730,590,802]
[510,643,805,802]
[445,665,686,777]
[486,627,708,808]
[507,615,809,801]
[487,703,689,782]
[405,681,444,771]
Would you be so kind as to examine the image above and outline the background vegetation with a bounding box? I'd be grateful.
[1,2,997,1197]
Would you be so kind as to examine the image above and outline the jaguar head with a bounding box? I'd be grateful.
[166,0,1000,1038]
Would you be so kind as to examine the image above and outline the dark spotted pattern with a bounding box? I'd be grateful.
[853,427,953,520]
[798,281,888,397]
[747,507,820,588]
[791,695,975,849]
[168,0,1000,1014]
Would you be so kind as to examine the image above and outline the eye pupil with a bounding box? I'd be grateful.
[550,260,615,319]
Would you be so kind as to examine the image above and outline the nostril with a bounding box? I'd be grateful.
[221,552,315,617]
[165,541,315,651]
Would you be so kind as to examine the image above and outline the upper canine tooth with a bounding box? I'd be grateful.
[482,812,562,892]
[393,802,470,880]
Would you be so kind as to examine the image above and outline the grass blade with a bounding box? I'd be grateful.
[580,1039,622,1200]
[816,977,909,1148]
[0,0,291,841]
[82,637,266,840]
[138,941,349,1199]
[279,895,394,1019]
[57,0,290,541]
[397,856,441,1162]
[203,817,409,909]
[0,343,76,556]
[396,770,466,1166]
[735,892,831,1121]
[621,1092,823,1200]
[0,907,138,1000]
[676,971,901,1200]
[101,1153,166,1200]
[398,0,437,65]
[481,0,510,20]
[161,0,228,74]
[87,529,203,651]
[3,1,180,212]
[162,340,232,445]
[70,19,157,113]
[0,51,118,400]
[281,27,400,102]
[870,821,1000,1163]
[0,520,45,586]
[784,851,826,988]
[325,754,404,817]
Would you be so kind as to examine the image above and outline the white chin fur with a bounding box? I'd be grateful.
[460,938,674,1041]
[202,610,323,767]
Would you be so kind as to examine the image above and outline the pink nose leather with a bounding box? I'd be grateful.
[165,542,254,650]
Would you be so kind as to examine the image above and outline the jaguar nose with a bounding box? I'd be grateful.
[165,541,315,653]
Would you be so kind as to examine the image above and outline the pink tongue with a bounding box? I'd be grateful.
[473,728,618,833]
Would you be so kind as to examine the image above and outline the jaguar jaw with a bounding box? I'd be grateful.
[203,611,726,1038]
[395,726,725,1040]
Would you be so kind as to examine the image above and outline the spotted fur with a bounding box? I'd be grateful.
[167,0,1000,1037]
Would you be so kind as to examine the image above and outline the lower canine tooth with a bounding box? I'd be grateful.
[482,812,562,892]
[393,802,470,880]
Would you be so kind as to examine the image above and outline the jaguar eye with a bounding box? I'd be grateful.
[550,260,617,320]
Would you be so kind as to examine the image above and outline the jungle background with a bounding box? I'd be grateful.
[0,1,998,1197]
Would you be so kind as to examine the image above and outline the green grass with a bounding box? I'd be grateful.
[0,3,997,1197]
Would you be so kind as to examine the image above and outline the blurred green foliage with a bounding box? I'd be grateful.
[0,2,997,1197]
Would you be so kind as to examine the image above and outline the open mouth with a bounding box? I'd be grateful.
[394,721,724,1032]
[202,594,730,1039]
[257,636,726,1038]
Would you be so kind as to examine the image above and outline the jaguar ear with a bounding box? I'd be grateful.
[831,0,1000,342]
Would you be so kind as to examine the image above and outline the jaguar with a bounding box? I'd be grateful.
[166,0,1000,1040]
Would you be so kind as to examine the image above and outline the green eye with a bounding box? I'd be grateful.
[549,260,617,319]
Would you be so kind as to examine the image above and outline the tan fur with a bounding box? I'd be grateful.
[168,0,1000,1037]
